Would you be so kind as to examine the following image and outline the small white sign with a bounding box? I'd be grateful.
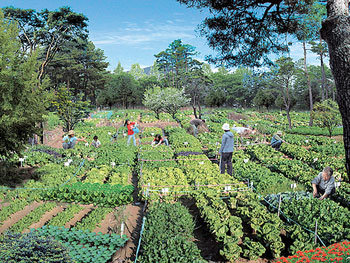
[243,159,249,163]
[199,161,204,165]
[111,161,116,167]
[313,158,318,162]
[290,183,297,189]
[335,182,341,188]
[19,158,24,162]
[151,133,154,136]
[184,142,188,145]
[161,188,169,194]
[24,156,28,159]
[108,132,111,135]
[68,159,72,163]
[246,141,250,145]
[305,140,309,143]
[85,143,89,147]
[224,186,231,191]
[64,162,70,167]
[334,141,337,144]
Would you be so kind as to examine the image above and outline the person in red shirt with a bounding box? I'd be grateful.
[124,119,137,146]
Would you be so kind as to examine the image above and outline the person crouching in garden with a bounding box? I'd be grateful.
[219,123,234,176]
[90,135,101,148]
[62,130,86,149]
[271,131,285,150]
[312,166,336,200]
[151,134,169,147]
[124,119,137,146]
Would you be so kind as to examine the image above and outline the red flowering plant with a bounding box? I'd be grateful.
[275,241,350,263]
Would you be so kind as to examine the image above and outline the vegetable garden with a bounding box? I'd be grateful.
[0,109,349,263]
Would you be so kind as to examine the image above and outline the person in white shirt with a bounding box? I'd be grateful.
[90,135,101,148]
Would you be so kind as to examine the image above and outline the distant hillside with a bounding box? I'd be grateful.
[143,66,152,75]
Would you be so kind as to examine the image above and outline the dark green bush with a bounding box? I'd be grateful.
[0,232,73,263]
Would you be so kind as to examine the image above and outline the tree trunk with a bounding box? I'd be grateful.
[193,105,198,119]
[286,107,292,129]
[303,41,313,126]
[319,35,327,101]
[321,0,350,181]
[198,102,202,119]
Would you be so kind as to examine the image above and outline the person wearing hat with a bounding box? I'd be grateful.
[271,131,285,150]
[219,123,235,176]
[62,130,87,149]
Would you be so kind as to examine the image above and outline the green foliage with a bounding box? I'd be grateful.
[0,199,29,226]
[33,226,128,263]
[74,207,113,231]
[0,10,48,157]
[143,86,190,118]
[98,72,139,108]
[51,85,90,132]
[40,182,134,207]
[45,112,63,130]
[155,39,198,89]
[311,99,342,137]
[0,232,73,263]
[47,204,85,227]
[9,202,56,233]
[138,202,205,263]
[253,89,276,110]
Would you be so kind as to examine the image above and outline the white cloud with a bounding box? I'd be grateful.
[91,19,198,47]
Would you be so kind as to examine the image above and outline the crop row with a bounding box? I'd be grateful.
[137,202,204,263]
[33,226,128,263]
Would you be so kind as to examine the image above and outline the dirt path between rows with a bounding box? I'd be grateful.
[24,205,65,233]
[112,204,142,263]
[64,204,94,228]
[0,201,42,233]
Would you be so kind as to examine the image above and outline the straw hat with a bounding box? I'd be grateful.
[222,123,230,130]
[68,130,75,136]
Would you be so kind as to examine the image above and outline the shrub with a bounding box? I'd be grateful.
[0,232,73,263]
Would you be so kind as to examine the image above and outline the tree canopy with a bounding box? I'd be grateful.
[0,10,48,156]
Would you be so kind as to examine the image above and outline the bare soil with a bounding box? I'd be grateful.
[139,121,179,129]
[43,126,65,149]
[111,204,142,263]
[0,202,10,210]
[24,204,64,233]
[93,211,116,234]
[64,204,94,228]
[0,201,42,233]
[228,112,248,121]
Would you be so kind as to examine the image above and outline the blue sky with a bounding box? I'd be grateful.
[2,0,325,71]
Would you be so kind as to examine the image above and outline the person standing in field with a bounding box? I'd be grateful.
[219,123,235,176]
[124,119,137,146]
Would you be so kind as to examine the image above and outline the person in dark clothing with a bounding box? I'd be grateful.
[271,131,285,150]
[151,134,169,147]
[190,119,206,137]
[219,123,235,176]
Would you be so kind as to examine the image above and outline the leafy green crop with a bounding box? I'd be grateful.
[41,182,133,207]
[137,202,205,263]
